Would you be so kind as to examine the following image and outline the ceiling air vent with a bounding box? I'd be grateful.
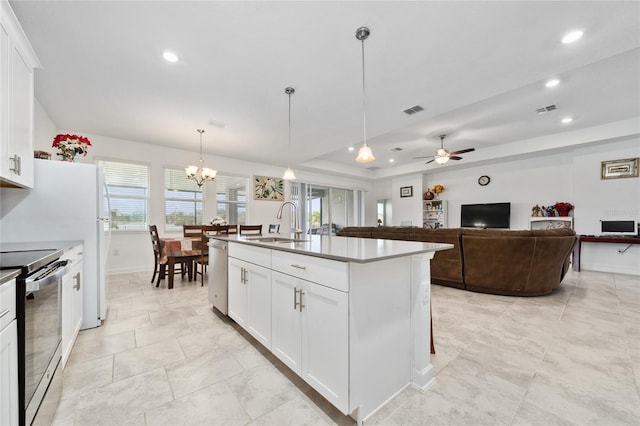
[403,105,424,115]
[366,166,381,171]
[536,104,558,114]
[391,147,403,152]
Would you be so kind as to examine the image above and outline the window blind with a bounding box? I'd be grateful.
[164,167,204,231]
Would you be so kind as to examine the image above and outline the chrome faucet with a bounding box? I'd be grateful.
[276,201,303,239]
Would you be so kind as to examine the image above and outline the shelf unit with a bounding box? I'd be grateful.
[530,216,573,230]
[423,199,447,229]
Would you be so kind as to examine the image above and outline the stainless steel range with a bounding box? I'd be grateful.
[0,248,69,426]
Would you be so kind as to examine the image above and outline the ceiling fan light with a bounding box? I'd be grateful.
[283,167,297,180]
[434,156,449,165]
[356,144,375,162]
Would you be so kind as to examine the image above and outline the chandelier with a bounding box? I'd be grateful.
[185,129,216,186]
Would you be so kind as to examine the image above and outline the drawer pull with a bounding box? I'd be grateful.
[290,264,306,270]
[299,290,305,312]
[0,308,11,319]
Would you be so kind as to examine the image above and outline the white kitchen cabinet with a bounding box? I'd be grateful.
[0,0,41,188]
[227,257,272,349]
[0,279,18,426]
[271,271,349,412]
[61,245,84,368]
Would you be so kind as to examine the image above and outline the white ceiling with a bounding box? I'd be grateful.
[10,1,640,179]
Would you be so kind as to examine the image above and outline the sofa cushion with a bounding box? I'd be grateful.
[408,228,463,287]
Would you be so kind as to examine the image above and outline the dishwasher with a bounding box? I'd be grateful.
[208,239,228,314]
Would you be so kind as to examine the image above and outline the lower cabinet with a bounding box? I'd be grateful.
[0,280,18,426]
[228,257,272,349]
[61,249,83,367]
[271,271,349,412]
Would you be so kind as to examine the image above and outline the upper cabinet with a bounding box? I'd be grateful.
[0,0,41,188]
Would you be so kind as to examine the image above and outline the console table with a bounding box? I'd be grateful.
[573,235,640,271]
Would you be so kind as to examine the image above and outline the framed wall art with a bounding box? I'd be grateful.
[254,175,284,200]
[601,158,639,180]
[400,186,413,198]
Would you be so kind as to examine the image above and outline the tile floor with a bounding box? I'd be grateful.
[52,269,640,425]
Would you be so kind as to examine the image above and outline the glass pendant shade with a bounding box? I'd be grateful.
[356,144,375,162]
[354,26,375,163]
[186,129,216,186]
[282,167,296,180]
[283,87,296,180]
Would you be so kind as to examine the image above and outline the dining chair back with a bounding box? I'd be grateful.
[183,225,203,238]
[268,224,280,233]
[240,224,263,235]
[149,224,185,286]
[227,224,238,234]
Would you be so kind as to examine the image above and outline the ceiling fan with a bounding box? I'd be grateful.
[413,135,475,164]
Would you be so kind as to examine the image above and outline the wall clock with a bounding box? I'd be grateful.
[478,175,491,186]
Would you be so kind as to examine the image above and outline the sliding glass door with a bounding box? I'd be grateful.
[290,183,359,235]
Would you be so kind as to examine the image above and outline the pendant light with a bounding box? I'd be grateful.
[185,129,217,186]
[355,26,375,163]
[282,87,297,180]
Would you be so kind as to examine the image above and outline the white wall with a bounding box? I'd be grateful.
[390,174,423,226]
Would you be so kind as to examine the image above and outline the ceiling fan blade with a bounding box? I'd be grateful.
[449,147,475,156]
[412,155,434,159]
[449,156,463,161]
[425,159,436,164]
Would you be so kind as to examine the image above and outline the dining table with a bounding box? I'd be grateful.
[159,237,202,289]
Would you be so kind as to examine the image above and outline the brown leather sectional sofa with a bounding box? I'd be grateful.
[336,226,577,296]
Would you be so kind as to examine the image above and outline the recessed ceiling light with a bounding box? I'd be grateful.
[162,50,179,63]
[389,159,395,163]
[545,79,560,88]
[562,30,583,44]
[561,117,573,124]
[348,147,355,152]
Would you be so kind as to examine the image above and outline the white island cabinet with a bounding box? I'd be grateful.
[221,235,452,424]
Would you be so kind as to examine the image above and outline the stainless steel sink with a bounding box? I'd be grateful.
[246,236,309,243]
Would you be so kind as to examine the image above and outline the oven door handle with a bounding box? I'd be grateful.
[26,260,70,292]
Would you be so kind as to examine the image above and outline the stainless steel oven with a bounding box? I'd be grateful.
[1,248,68,426]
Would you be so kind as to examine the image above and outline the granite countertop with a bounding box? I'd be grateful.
[209,234,452,263]
[0,269,21,285]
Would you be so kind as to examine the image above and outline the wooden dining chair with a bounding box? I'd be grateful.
[183,225,203,238]
[227,224,238,234]
[149,225,185,286]
[193,225,217,286]
[240,224,263,235]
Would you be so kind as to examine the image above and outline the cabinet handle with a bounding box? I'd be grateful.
[299,290,305,312]
[73,272,81,291]
[244,268,248,284]
[240,267,244,284]
[293,287,298,310]
[0,308,10,319]
[290,264,306,270]
[10,155,21,176]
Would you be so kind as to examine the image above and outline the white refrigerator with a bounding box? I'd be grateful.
[0,159,110,329]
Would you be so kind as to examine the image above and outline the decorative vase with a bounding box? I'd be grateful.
[424,191,434,200]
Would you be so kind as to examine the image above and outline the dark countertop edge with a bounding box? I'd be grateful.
[209,235,453,264]
[0,269,21,285]
[0,240,83,253]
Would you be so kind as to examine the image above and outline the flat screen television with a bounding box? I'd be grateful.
[600,220,638,236]
[461,202,511,229]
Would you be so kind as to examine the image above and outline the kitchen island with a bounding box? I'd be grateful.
[208,234,452,425]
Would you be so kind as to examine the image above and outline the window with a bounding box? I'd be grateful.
[164,167,204,231]
[97,160,149,231]
[215,175,248,225]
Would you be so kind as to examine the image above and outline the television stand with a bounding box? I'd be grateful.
[573,235,640,271]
